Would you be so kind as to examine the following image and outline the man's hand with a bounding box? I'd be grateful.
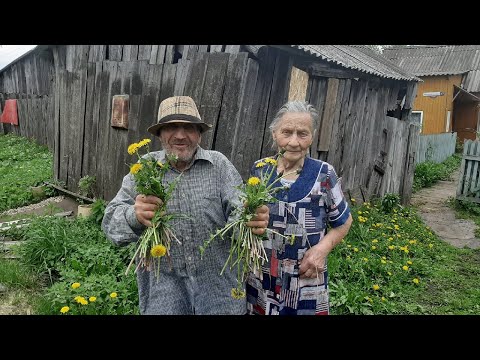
[134,194,163,227]
[245,204,269,235]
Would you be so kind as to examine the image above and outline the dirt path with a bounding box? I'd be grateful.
[410,169,480,249]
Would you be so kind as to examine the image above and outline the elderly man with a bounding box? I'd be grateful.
[102,95,269,315]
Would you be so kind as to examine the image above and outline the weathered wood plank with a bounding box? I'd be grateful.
[260,49,293,158]
[173,59,190,97]
[401,123,419,205]
[82,62,99,177]
[155,45,167,64]
[137,45,152,61]
[457,140,470,197]
[209,45,224,53]
[230,59,260,180]
[108,45,123,61]
[122,45,139,61]
[225,45,241,53]
[247,47,276,160]
[327,79,352,170]
[197,53,230,149]
[319,79,346,162]
[317,78,339,152]
[183,51,208,122]
[165,45,175,64]
[88,45,106,62]
[214,53,249,159]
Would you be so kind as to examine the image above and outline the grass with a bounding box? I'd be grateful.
[329,199,480,315]
[0,259,44,315]
[0,133,53,212]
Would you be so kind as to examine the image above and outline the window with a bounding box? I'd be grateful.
[411,111,423,133]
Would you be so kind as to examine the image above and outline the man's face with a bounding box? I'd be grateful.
[158,123,201,163]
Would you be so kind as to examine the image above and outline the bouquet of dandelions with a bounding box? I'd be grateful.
[200,150,299,299]
[125,138,182,279]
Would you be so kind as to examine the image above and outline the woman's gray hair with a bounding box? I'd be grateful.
[269,100,319,133]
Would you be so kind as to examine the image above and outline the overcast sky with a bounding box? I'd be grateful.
[0,45,37,71]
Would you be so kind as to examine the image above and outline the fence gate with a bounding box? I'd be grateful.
[457,139,480,203]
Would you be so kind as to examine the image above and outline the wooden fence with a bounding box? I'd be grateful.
[415,132,457,164]
[457,139,480,204]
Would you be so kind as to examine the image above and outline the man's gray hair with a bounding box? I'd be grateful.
[269,100,319,133]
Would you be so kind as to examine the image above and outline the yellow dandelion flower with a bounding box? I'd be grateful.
[110,292,118,298]
[255,162,266,168]
[247,177,261,186]
[388,245,395,250]
[402,265,409,271]
[130,163,142,174]
[387,272,392,276]
[80,298,88,305]
[71,282,81,289]
[407,260,412,265]
[371,246,376,250]
[373,284,380,291]
[372,239,378,243]
[381,259,386,264]
[89,296,97,302]
[382,256,386,260]
[151,244,167,258]
[127,143,139,155]
[231,288,246,299]
[137,138,151,148]
[363,257,369,262]
[347,244,352,248]
[60,306,70,314]
[75,296,86,304]
[394,225,400,230]
[381,297,386,302]
[353,247,359,252]
[429,243,433,248]
[357,211,363,215]
[413,278,420,284]
[264,158,277,166]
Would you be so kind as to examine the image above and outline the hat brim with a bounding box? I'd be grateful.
[147,119,212,136]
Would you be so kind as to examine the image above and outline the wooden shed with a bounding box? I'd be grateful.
[384,45,480,142]
[0,44,420,204]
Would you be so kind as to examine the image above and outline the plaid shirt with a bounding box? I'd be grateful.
[102,146,246,315]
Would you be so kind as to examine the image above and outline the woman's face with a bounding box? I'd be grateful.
[272,112,313,165]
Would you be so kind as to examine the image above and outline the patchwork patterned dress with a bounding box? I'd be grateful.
[246,156,351,315]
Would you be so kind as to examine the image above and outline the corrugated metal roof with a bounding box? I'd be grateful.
[463,70,480,93]
[290,45,420,81]
[383,45,480,77]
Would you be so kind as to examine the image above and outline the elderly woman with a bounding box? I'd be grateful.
[246,100,353,315]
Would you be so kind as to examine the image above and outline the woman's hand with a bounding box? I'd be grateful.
[298,242,328,279]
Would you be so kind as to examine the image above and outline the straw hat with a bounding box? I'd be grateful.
[147,96,212,136]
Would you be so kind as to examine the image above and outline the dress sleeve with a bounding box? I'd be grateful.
[325,164,351,228]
